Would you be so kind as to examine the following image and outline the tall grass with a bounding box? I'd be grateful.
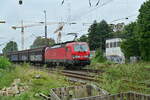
[0,65,72,100]
[98,62,150,94]
[0,57,11,69]
[92,50,106,63]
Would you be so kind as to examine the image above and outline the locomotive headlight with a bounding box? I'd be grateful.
[75,56,80,58]
[84,55,89,58]
[72,55,80,58]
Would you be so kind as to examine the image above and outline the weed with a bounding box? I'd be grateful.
[0,64,72,100]
[0,57,11,69]
[98,62,150,94]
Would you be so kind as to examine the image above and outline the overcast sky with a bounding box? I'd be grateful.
[0,0,146,52]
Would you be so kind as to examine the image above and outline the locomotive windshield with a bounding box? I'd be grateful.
[74,44,88,52]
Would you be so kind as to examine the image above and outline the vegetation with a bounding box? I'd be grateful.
[78,20,112,51]
[30,36,55,49]
[137,0,150,61]
[98,62,150,94]
[121,0,150,61]
[121,22,140,60]
[0,64,73,100]
[0,56,11,69]
[87,60,150,94]
[77,35,88,42]
[88,20,112,51]
[92,50,106,63]
[2,41,18,54]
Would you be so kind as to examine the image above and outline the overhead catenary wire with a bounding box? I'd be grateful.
[60,0,115,37]
[110,13,138,23]
[62,0,101,6]
[62,0,65,5]
[71,0,115,22]
[89,0,101,6]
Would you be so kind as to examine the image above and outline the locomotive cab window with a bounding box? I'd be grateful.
[74,44,88,52]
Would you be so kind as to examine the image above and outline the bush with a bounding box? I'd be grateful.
[0,57,11,69]
[93,50,106,63]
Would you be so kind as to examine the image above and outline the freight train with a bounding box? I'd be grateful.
[5,41,91,69]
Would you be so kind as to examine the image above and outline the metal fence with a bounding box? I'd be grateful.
[77,92,150,100]
[50,85,108,100]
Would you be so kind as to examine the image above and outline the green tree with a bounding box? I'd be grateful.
[77,35,88,42]
[137,0,150,61]
[123,22,137,39]
[121,38,140,60]
[88,20,98,50]
[111,31,124,38]
[121,22,140,60]
[88,20,112,51]
[30,36,55,49]
[2,41,18,54]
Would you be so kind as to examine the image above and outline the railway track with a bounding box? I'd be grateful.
[61,70,96,82]
[74,69,105,73]
[31,66,103,82]
[60,69,104,82]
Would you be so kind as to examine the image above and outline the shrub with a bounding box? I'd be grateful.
[0,57,11,69]
[93,50,106,63]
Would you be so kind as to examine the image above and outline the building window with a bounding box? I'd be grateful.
[112,42,115,47]
[106,43,109,48]
[110,42,113,48]
[117,42,121,47]
[114,42,117,47]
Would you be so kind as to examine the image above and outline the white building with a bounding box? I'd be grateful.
[105,38,125,64]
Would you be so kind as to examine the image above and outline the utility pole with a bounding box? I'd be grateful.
[21,20,24,50]
[44,10,48,46]
[44,10,47,39]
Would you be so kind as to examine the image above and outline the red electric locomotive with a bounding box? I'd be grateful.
[45,41,90,68]
[6,41,90,69]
